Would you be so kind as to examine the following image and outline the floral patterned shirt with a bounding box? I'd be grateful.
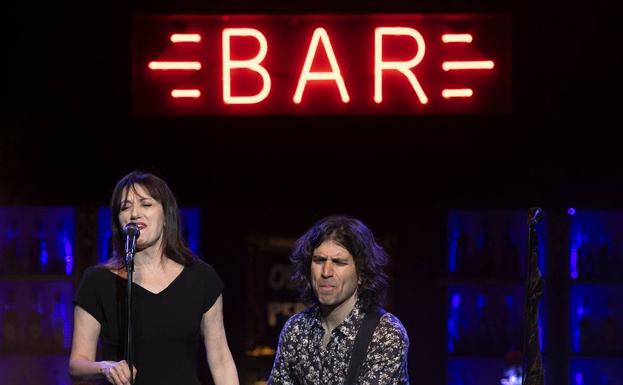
[268,301,410,385]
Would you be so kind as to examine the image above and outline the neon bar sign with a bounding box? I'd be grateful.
[133,14,511,115]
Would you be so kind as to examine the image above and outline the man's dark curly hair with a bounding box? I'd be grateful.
[290,215,389,309]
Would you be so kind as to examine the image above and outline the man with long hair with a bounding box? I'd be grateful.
[268,215,409,385]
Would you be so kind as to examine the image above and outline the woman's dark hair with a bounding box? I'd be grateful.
[106,171,195,269]
[290,215,389,309]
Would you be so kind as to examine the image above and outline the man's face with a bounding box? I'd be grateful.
[310,240,359,308]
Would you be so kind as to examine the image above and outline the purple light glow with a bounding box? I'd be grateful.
[64,235,73,276]
[452,293,461,308]
[575,372,583,385]
[570,245,579,280]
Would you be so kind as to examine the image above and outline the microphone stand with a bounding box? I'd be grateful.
[522,207,545,385]
[125,236,137,385]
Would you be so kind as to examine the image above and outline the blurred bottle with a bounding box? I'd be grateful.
[597,235,610,280]
[613,239,623,282]
[26,288,47,353]
[501,294,516,352]
[599,296,616,354]
[483,294,499,352]
[1,289,20,353]
[30,220,49,274]
[455,223,471,276]
[578,294,592,353]
[98,227,112,263]
[456,374,469,385]
[447,293,461,353]
[3,221,19,274]
[583,243,595,280]
[51,289,70,351]
[501,218,519,278]
[576,225,590,279]
[599,372,611,385]
[57,219,73,276]
[474,293,491,352]
[476,218,492,277]
[182,222,191,253]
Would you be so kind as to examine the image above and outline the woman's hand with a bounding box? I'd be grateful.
[100,360,137,385]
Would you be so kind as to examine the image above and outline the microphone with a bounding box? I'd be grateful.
[123,223,141,264]
[528,207,543,226]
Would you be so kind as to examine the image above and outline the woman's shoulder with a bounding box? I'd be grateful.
[81,264,113,279]
[185,257,220,277]
[76,264,117,289]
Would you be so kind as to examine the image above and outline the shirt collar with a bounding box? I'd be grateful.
[336,300,366,338]
[309,299,366,339]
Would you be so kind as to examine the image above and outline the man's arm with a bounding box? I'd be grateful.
[267,317,297,385]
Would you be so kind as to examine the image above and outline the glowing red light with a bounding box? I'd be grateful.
[170,34,202,43]
[134,14,511,115]
[222,28,271,104]
[441,34,473,43]
[171,89,201,98]
[442,89,473,98]
[442,61,495,71]
[374,27,428,104]
[293,28,350,104]
[148,61,202,70]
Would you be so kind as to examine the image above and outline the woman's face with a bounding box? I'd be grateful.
[118,184,165,252]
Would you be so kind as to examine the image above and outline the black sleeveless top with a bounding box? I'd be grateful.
[73,259,224,385]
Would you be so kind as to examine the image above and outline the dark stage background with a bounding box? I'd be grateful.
[1,0,621,384]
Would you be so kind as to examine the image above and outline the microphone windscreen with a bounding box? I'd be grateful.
[123,222,141,238]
